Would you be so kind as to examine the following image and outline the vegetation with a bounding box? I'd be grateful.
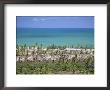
[16,43,94,74]
[16,57,94,74]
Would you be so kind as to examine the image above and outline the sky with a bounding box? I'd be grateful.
[16,16,94,28]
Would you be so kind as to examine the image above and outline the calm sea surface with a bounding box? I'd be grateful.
[16,28,94,48]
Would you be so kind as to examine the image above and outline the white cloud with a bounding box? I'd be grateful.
[33,18,38,21]
[40,18,47,21]
[33,18,47,22]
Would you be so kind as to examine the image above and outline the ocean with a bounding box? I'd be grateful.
[16,28,94,48]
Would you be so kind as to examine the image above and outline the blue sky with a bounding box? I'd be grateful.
[16,16,94,28]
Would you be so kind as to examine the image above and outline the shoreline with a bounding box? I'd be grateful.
[16,43,94,49]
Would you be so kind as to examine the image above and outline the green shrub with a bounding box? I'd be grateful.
[16,58,94,74]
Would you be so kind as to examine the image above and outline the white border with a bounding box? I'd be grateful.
[5,4,107,87]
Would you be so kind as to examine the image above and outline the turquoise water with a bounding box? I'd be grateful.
[16,28,94,48]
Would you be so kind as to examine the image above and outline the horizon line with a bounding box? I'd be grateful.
[16,27,94,29]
